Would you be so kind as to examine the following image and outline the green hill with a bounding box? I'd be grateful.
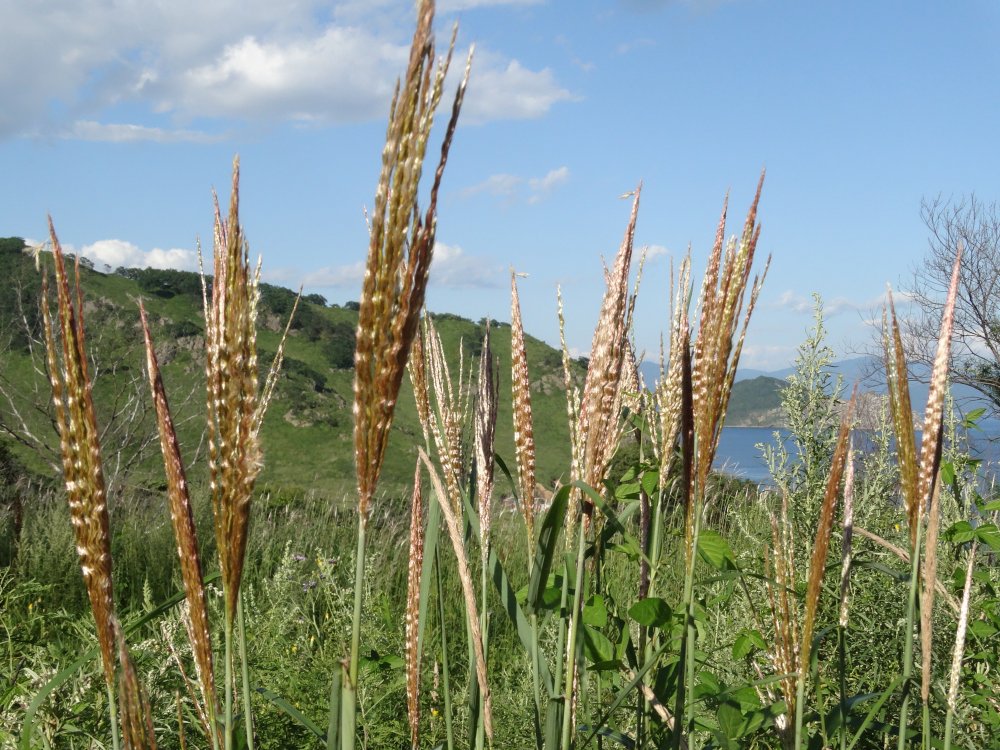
[0,237,584,501]
[724,375,787,427]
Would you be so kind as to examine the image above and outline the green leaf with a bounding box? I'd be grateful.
[732,629,765,660]
[944,521,976,544]
[963,407,987,428]
[717,700,744,740]
[698,529,735,570]
[255,685,325,740]
[583,595,608,627]
[628,597,672,628]
[976,524,1000,551]
[941,461,956,486]
[528,485,570,614]
[641,468,659,498]
[582,625,615,665]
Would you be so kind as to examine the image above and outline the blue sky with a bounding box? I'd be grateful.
[2,0,998,370]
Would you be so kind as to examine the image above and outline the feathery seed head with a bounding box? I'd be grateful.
[510,270,537,543]
[41,220,118,689]
[353,5,470,521]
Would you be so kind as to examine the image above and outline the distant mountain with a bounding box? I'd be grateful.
[726,376,786,427]
[640,354,998,429]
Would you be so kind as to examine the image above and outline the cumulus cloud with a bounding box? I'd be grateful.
[643,244,670,260]
[463,59,576,123]
[461,165,570,203]
[78,239,199,271]
[0,0,573,140]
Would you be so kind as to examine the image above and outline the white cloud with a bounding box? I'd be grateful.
[63,120,220,143]
[298,261,367,288]
[527,166,570,202]
[79,239,199,271]
[430,242,504,288]
[774,289,914,318]
[643,244,670,260]
[461,173,523,199]
[462,58,576,123]
[0,1,573,139]
[739,343,795,370]
[461,165,570,203]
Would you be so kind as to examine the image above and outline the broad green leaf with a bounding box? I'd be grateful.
[698,529,736,570]
[943,520,976,544]
[717,700,744,739]
[628,597,672,628]
[583,594,608,627]
[976,523,1000,551]
[732,629,765,660]
[528,485,570,614]
[582,625,615,665]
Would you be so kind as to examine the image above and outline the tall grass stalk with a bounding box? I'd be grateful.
[882,250,961,749]
[670,174,768,748]
[346,2,469,742]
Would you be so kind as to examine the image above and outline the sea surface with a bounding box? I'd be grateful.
[712,425,1000,486]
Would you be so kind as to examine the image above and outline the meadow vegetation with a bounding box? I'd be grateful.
[4,2,1000,749]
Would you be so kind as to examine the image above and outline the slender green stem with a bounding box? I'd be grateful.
[839,626,848,750]
[225,619,233,750]
[898,521,924,750]
[476,549,489,750]
[341,517,368,750]
[436,548,455,750]
[530,612,543,750]
[237,594,255,750]
[107,680,121,750]
[560,517,589,750]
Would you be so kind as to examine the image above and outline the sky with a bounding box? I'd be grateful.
[2,0,999,371]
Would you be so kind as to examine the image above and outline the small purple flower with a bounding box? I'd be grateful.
[292,553,307,563]
[302,580,317,592]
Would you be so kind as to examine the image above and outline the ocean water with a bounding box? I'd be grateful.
[713,427,789,484]
[713,425,1000,486]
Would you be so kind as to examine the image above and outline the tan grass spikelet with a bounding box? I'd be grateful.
[408,318,432,446]
[117,632,158,750]
[764,505,798,737]
[557,286,585,533]
[40,220,118,689]
[655,255,692,479]
[418,448,493,741]
[423,315,472,509]
[405,461,425,750]
[839,441,856,629]
[475,322,499,562]
[139,302,218,729]
[799,388,856,677]
[883,295,920,547]
[577,187,641,494]
[203,158,268,625]
[918,249,962,703]
[690,172,768,495]
[947,540,978,717]
[510,270,537,545]
[353,2,471,521]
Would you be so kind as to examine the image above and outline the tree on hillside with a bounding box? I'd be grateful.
[904,195,1000,415]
